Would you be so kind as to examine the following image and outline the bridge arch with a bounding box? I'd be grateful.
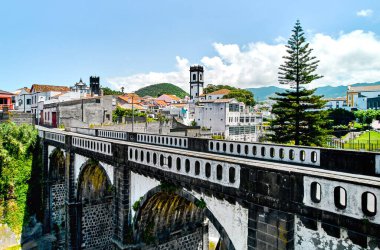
[76,159,114,249]
[132,185,235,249]
[48,148,66,247]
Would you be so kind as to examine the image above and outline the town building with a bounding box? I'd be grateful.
[200,88,231,101]
[70,78,90,94]
[13,87,32,112]
[156,94,181,104]
[195,98,264,141]
[0,90,15,111]
[323,97,349,110]
[187,65,264,141]
[347,85,380,110]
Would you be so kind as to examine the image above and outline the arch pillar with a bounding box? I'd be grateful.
[66,141,81,249]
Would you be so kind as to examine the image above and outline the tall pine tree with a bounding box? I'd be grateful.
[269,20,329,146]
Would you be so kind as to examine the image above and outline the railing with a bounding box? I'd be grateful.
[0,104,14,110]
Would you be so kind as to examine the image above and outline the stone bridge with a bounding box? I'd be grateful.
[38,126,380,250]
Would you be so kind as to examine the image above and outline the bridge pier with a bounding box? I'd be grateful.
[66,150,80,249]
[248,205,294,250]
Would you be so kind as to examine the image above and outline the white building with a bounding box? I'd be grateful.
[200,88,231,101]
[14,87,32,112]
[347,85,380,110]
[70,78,90,94]
[30,84,71,123]
[195,98,264,142]
[324,97,349,110]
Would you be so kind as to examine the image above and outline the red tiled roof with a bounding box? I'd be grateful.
[31,84,70,93]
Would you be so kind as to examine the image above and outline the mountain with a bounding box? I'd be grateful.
[248,81,380,101]
[135,83,189,98]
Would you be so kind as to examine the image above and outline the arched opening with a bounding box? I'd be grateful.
[77,161,114,249]
[49,148,66,247]
[132,186,234,249]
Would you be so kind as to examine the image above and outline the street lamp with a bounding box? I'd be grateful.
[132,93,135,132]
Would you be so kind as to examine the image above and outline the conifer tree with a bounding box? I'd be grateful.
[268,20,329,146]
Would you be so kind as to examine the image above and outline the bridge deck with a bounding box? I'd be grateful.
[38,126,380,187]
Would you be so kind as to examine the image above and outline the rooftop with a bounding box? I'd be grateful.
[31,84,70,93]
[348,85,380,93]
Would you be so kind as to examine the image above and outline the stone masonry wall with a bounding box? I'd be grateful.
[51,183,66,247]
[144,227,205,250]
[81,202,113,249]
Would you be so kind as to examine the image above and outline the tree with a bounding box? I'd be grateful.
[327,108,355,127]
[102,87,122,96]
[223,89,255,106]
[268,20,329,146]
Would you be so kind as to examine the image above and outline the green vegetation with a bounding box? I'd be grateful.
[102,87,123,96]
[268,20,329,146]
[354,109,380,128]
[203,84,255,106]
[112,106,147,122]
[327,108,355,128]
[135,83,188,98]
[211,135,224,140]
[0,122,40,235]
[223,89,255,106]
[195,197,206,209]
[343,131,380,151]
[203,84,236,94]
[132,197,143,212]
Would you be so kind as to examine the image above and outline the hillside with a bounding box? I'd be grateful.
[135,83,188,98]
[248,81,380,101]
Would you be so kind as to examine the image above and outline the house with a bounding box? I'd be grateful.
[70,78,90,95]
[204,89,231,101]
[156,94,181,104]
[118,93,143,105]
[324,97,349,110]
[0,90,14,110]
[14,87,32,112]
[195,98,264,141]
[347,85,380,110]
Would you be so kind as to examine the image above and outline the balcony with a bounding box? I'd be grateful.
[0,104,14,110]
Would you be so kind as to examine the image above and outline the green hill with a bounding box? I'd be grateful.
[135,83,188,98]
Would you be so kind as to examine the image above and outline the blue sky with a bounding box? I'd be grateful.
[1,0,380,92]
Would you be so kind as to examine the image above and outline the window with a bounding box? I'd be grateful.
[27,99,31,105]
[192,74,196,81]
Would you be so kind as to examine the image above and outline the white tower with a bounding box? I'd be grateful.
[189,65,204,102]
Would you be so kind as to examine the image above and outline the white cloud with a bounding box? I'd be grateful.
[107,30,380,91]
[356,9,373,17]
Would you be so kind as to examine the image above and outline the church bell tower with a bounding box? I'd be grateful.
[189,65,204,102]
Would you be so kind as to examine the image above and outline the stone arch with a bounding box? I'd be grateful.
[76,159,114,249]
[48,148,66,247]
[132,185,235,249]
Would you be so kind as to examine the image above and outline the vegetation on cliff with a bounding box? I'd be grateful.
[0,122,41,235]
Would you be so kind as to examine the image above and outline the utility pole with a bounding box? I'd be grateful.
[132,93,134,132]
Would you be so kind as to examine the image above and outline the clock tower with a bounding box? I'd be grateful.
[189,65,204,102]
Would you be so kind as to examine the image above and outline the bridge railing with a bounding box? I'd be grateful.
[42,126,380,177]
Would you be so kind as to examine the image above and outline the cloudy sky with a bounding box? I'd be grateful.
[1,0,380,92]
